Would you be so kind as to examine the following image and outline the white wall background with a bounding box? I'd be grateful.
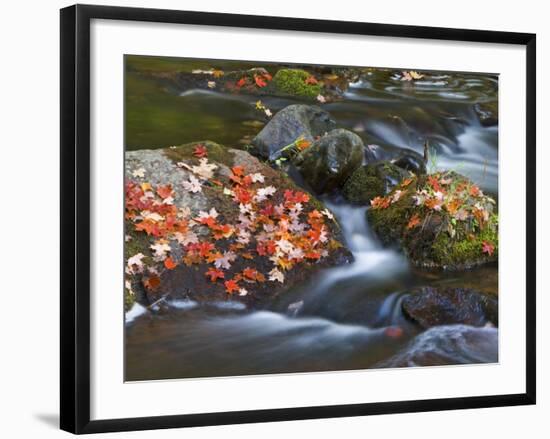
[0,0,546,437]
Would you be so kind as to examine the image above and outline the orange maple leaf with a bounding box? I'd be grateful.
[156,184,173,199]
[164,257,177,270]
[304,75,318,85]
[205,267,225,282]
[407,213,421,229]
[224,279,240,294]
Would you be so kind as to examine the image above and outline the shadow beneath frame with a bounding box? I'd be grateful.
[34,413,59,430]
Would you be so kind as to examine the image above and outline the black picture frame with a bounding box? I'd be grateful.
[60,4,536,434]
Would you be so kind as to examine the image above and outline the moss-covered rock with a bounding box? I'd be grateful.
[298,129,364,193]
[272,69,322,98]
[367,171,498,269]
[342,161,410,205]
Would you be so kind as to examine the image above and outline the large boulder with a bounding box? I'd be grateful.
[342,161,410,205]
[297,129,364,193]
[367,171,498,269]
[402,287,498,328]
[124,141,352,312]
[250,104,336,160]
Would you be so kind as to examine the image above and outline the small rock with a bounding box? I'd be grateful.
[251,104,336,160]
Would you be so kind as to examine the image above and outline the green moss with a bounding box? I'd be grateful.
[344,161,411,205]
[367,193,414,245]
[431,216,498,268]
[273,69,322,98]
[343,166,384,204]
[163,141,234,167]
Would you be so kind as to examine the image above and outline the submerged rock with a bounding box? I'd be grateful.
[251,104,336,160]
[298,129,364,193]
[377,324,498,367]
[402,286,498,328]
[367,171,498,269]
[124,141,352,311]
[342,161,410,205]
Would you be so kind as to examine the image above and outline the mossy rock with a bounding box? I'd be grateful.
[273,69,322,98]
[367,171,499,270]
[343,161,410,205]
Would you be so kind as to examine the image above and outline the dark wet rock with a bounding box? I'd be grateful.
[367,171,498,269]
[474,101,498,127]
[298,129,364,193]
[362,144,426,175]
[342,161,409,205]
[251,104,336,160]
[402,287,498,328]
[124,141,352,310]
[390,149,426,175]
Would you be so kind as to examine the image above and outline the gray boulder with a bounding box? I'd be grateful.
[251,104,336,160]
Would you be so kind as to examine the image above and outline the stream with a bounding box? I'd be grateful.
[125,59,498,381]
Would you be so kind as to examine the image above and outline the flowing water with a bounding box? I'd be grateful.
[124,59,498,381]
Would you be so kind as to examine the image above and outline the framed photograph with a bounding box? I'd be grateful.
[60,4,536,434]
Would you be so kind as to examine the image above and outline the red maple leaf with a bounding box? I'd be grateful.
[193,144,208,158]
[254,75,267,87]
[427,175,443,193]
[482,241,495,256]
[205,267,225,282]
[236,77,248,88]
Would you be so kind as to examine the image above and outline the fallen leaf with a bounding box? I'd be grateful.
[164,257,177,270]
[268,268,285,283]
[407,213,421,229]
[482,241,495,256]
[132,168,146,178]
[224,279,240,294]
[305,75,318,85]
[193,144,208,158]
[143,276,161,291]
[205,267,225,282]
[182,175,202,193]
